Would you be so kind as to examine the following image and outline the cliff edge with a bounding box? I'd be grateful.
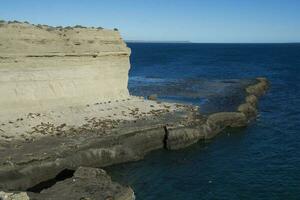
[0,21,131,115]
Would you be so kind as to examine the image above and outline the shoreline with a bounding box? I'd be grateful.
[0,77,269,200]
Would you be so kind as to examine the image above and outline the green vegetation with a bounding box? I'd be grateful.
[8,20,22,24]
[36,24,43,29]
[64,26,73,30]
[0,20,107,32]
[46,27,56,31]
[113,28,118,31]
[74,25,87,28]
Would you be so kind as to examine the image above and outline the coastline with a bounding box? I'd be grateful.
[0,78,269,199]
[0,21,270,200]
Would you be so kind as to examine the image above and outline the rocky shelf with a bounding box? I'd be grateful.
[0,78,269,200]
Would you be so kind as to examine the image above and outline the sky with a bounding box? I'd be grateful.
[1,0,299,43]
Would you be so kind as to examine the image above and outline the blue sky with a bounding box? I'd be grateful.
[1,0,299,43]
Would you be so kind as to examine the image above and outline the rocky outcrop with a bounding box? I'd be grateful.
[246,77,269,96]
[0,111,182,191]
[0,191,29,200]
[0,22,131,115]
[0,78,268,191]
[0,78,269,199]
[28,167,135,200]
[165,77,269,149]
[0,167,134,200]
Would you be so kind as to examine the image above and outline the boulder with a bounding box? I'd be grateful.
[245,95,258,106]
[27,167,135,200]
[0,192,29,200]
[147,94,158,101]
[238,103,258,119]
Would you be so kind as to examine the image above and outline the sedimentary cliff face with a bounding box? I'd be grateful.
[0,22,131,115]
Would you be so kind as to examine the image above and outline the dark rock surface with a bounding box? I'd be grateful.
[27,167,135,200]
[0,110,192,191]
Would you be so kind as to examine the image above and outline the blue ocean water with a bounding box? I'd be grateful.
[107,43,300,200]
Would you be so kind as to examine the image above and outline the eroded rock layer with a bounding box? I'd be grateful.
[0,78,268,193]
[0,22,131,115]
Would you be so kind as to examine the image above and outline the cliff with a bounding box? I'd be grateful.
[0,22,131,115]
[0,22,188,143]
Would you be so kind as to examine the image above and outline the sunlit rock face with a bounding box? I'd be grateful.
[0,22,131,115]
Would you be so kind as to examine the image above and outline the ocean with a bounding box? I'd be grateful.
[106,43,300,200]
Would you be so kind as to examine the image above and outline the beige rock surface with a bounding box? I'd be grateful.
[0,22,185,141]
[0,96,182,141]
[0,22,130,115]
[0,191,29,200]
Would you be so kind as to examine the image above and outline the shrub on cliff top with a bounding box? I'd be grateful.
[97,27,104,30]
[74,25,87,28]
[64,26,73,30]
[113,28,118,31]
[8,20,21,24]
[56,26,64,31]
[0,20,5,27]
[36,24,43,29]
[46,27,56,32]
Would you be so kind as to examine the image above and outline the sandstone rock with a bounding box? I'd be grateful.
[246,77,269,97]
[238,103,257,119]
[0,22,131,115]
[205,112,248,138]
[0,191,29,200]
[147,94,158,101]
[74,166,108,179]
[165,125,205,150]
[166,111,250,149]
[27,167,135,200]
[245,95,258,106]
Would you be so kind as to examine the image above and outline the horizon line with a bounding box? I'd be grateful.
[125,40,300,44]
